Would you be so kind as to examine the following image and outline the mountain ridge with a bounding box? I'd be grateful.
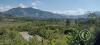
[0,7,100,19]
[2,7,66,19]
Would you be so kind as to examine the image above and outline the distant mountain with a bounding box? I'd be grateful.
[94,12,100,16]
[0,7,100,19]
[3,7,65,19]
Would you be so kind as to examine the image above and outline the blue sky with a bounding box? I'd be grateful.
[0,0,100,15]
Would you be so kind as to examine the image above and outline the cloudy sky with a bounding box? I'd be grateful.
[0,0,100,15]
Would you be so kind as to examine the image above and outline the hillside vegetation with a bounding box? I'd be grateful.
[0,13,99,45]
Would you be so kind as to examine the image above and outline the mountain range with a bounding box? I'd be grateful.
[1,7,65,19]
[0,7,100,19]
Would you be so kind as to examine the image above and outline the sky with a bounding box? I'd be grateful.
[0,0,100,15]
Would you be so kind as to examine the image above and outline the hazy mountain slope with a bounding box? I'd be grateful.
[4,7,65,19]
[0,7,100,19]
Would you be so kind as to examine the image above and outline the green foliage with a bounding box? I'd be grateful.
[0,15,98,45]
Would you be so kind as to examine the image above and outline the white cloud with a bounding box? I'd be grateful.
[0,0,41,12]
[31,0,41,9]
[18,0,41,9]
[49,9,88,15]
[65,9,87,15]
[0,5,13,12]
[19,3,27,8]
